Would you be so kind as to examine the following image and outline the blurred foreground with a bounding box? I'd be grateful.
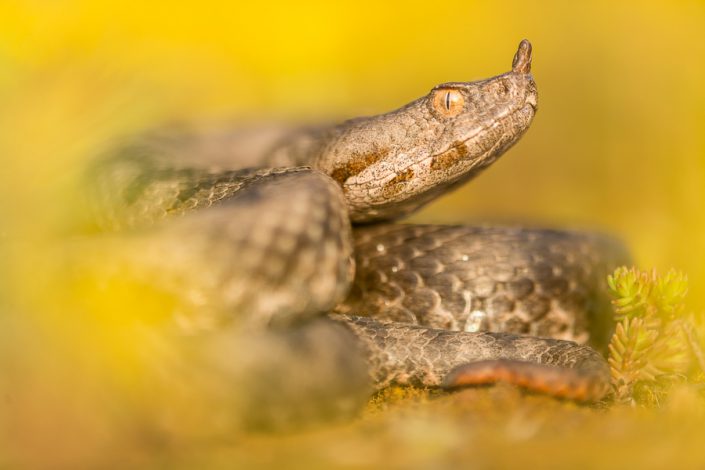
[1,1,705,468]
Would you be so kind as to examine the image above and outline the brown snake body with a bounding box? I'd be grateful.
[88,40,628,427]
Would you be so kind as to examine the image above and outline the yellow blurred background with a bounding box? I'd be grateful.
[1,0,704,467]
[2,0,704,302]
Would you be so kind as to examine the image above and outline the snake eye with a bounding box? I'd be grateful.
[432,88,465,117]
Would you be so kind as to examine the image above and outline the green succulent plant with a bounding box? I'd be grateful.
[607,267,701,404]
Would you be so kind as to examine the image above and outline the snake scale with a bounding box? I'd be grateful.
[88,40,629,427]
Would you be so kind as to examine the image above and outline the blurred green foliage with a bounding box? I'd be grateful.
[607,267,700,403]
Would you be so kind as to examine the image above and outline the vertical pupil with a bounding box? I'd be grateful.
[445,92,451,110]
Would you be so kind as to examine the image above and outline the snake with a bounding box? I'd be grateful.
[86,40,629,427]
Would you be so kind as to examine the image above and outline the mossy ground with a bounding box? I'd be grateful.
[163,385,705,469]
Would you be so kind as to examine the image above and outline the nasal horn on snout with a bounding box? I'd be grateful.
[512,39,532,74]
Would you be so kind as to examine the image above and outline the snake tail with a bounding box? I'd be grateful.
[335,315,610,401]
[443,360,610,401]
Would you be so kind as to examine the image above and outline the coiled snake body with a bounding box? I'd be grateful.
[89,40,628,426]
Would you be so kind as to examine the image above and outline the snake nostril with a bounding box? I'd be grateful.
[527,97,538,112]
[525,88,538,111]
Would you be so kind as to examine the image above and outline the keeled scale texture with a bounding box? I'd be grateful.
[339,225,628,351]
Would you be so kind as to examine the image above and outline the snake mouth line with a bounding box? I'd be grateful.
[420,101,536,170]
[344,101,535,193]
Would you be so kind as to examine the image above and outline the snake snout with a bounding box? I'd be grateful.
[512,39,532,74]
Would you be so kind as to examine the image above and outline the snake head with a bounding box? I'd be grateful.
[317,39,538,223]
